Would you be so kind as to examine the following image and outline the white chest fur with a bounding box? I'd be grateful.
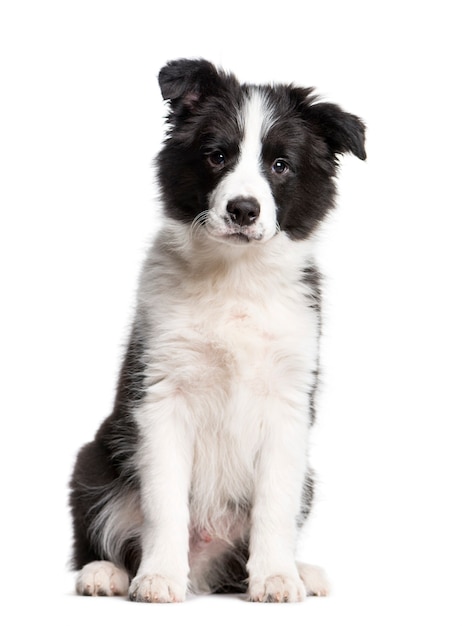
[135,224,319,534]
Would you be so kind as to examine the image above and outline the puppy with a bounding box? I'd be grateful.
[70,58,366,602]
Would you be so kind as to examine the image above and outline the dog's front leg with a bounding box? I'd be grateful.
[247,399,309,602]
[129,392,193,603]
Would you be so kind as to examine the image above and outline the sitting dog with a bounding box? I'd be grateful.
[69,58,366,602]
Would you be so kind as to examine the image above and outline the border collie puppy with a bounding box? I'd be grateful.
[70,58,366,603]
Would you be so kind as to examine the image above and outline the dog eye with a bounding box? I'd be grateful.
[272,159,289,175]
[207,151,226,168]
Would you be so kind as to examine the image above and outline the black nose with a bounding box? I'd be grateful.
[226,197,260,227]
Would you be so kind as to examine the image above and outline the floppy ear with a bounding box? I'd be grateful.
[158,58,223,112]
[308,102,367,160]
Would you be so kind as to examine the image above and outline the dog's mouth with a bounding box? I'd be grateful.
[225,232,251,244]
[201,211,269,246]
[212,229,265,246]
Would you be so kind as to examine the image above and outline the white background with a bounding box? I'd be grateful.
[1,1,461,624]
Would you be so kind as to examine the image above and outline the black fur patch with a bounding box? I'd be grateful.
[69,325,146,573]
[206,540,249,594]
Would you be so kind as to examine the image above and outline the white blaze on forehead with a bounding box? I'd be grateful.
[230,90,278,220]
[206,88,280,243]
[237,89,276,161]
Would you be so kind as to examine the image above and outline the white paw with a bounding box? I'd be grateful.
[129,573,186,603]
[249,574,306,603]
[76,561,129,597]
[297,562,330,596]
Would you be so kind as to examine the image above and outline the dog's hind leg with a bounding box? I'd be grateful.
[76,561,129,596]
[69,435,142,590]
[296,562,330,597]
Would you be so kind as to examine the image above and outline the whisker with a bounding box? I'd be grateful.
[190,211,209,240]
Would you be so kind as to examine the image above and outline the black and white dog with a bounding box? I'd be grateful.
[70,59,366,602]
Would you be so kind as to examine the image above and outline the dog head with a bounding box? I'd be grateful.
[157,59,366,245]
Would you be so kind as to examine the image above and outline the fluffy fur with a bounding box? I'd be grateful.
[69,58,366,602]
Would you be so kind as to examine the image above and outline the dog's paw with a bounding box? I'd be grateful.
[76,561,129,597]
[249,574,306,603]
[129,574,186,603]
[297,562,330,597]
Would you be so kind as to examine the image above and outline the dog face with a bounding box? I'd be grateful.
[157,59,366,243]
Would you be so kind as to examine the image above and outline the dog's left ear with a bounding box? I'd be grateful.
[308,102,367,161]
[158,58,224,113]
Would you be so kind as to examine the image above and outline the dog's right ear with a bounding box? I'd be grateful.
[307,102,367,161]
[158,58,223,112]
